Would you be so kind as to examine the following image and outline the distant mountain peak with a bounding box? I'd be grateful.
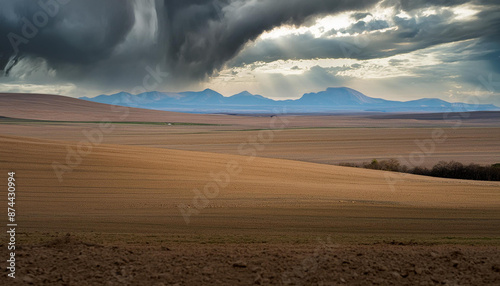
[200,88,222,95]
[233,91,254,97]
[299,87,380,105]
[326,87,351,91]
[83,87,499,114]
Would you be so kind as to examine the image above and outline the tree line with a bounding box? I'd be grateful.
[340,159,500,181]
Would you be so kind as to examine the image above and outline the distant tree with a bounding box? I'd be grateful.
[340,159,500,181]
[364,159,380,170]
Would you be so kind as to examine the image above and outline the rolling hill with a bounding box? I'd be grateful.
[2,134,499,236]
[0,93,238,124]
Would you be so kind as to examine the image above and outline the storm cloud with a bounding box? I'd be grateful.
[159,0,380,79]
[0,0,380,86]
[230,2,500,66]
[0,0,499,101]
[0,0,136,73]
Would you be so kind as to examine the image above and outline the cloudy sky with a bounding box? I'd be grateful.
[0,0,499,104]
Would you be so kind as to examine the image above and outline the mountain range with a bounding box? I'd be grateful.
[81,87,499,114]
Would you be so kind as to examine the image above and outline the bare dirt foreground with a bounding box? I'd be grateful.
[0,134,500,285]
[2,237,500,285]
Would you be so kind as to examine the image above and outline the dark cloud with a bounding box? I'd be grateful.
[0,0,136,74]
[351,12,372,20]
[159,0,379,81]
[343,19,390,34]
[0,0,379,87]
[380,0,490,11]
[230,3,500,66]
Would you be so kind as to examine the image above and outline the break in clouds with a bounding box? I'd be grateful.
[0,0,499,102]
